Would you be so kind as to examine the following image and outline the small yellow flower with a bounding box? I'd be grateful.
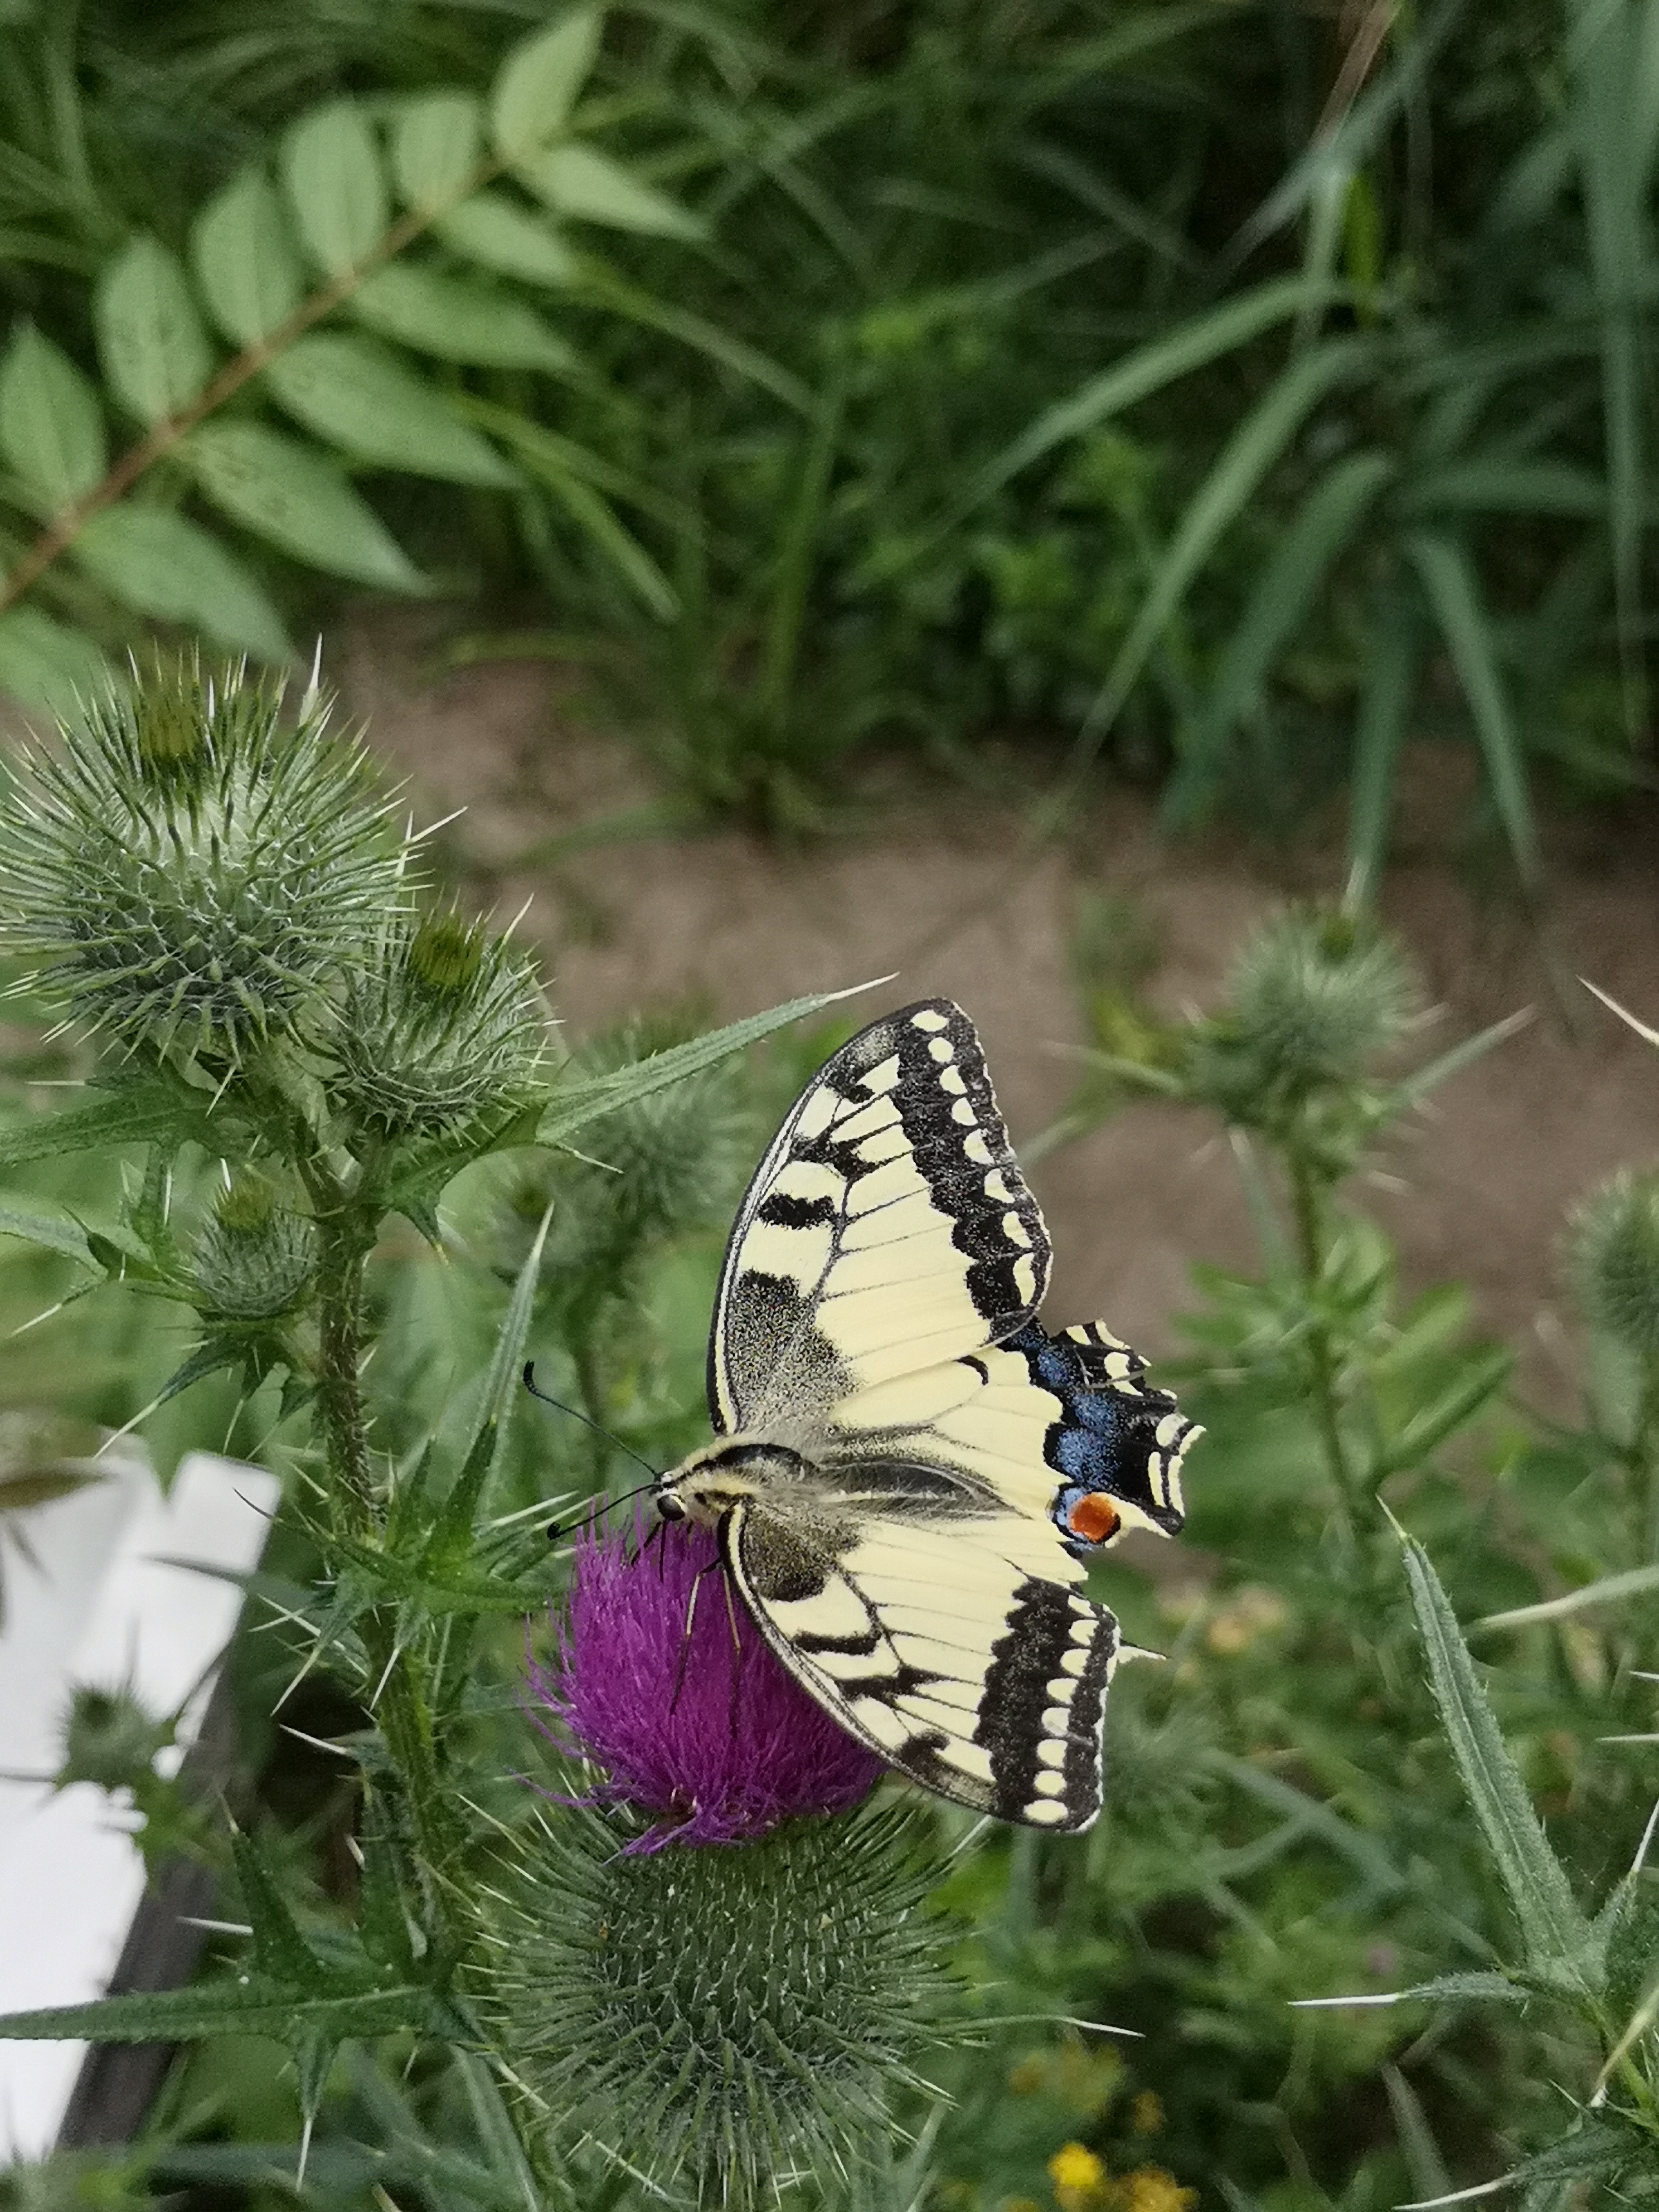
[1120,2166,1197,2212]
[1130,2089,1164,2135]
[1008,2054,1047,2094]
[1048,2145,1105,2192]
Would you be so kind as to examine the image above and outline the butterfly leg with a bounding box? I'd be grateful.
[719,1566,748,1742]
[668,1555,724,1717]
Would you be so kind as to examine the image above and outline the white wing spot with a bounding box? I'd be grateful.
[1025,1799,1070,1827]
[984,1170,1011,1202]
[1035,1738,1069,1770]
[1013,1254,1037,1302]
[1002,1211,1031,1248]
[951,1099,977,1126]
[928,1036,954,1064]
[911,1009,950,1032]
[940,1065,967,1094]
[964,1131,993,1163]
[1156,1413,1185,1447]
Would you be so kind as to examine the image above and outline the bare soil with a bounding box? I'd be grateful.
[334,613,1656,1391]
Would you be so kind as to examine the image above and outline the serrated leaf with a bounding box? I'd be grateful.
[352,263,573,371]
[1375,1346,1511,1477]
[518,144,704,239]
[536,981,884,1147]
[0,605,110,719]
[492,8,603,158]
[94,236,213,426]
[282,98,387,275]
[72,505,291,661]
[230,1822,331,1987]
[0,1978,436,2047]
[0,324,105,508]
[185,420,425,590]
[261,333,517,487]
[433,192,575,287]
[191,169,304,347]
[392,90,482,210]
[0,1082,208,1176]
[0,1201,94,1266]
[1399,1531,1595,1983]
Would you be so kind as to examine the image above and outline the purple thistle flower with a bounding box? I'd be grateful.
[527,1518,885,1852]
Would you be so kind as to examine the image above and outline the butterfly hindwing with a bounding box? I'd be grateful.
[721,1498,1120,1830]
[708,1001,1050,1435]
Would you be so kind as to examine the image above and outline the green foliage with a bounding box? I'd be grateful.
[0,6,700,704]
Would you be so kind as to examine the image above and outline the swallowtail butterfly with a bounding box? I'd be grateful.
[656,999,1197,1831]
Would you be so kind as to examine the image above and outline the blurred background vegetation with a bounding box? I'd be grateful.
[3,1,1659,2207]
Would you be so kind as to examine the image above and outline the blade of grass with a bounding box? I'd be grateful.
[1169,447,1394,822]
[1396,1526,1594,1982]
[1404,530,1540,887]
[1057,333,1372,802]
[936,273,1332,535]
[1344,583,1421,910]
[1474,1563,1659,1633]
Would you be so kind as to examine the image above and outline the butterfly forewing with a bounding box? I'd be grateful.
[720,1501,1120,1830]
[708,1001,1051,1434]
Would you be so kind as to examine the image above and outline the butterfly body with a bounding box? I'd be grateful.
[655,998,1199,1832]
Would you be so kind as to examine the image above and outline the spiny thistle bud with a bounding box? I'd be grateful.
[323,907,546,1136]
[487,1522,955,2203]
[192,1169,318,1319]
[1569,1170,1659,1357]
[0,658,403,1065]
[1227,908,1418,1084]
[57,1682,173,1795]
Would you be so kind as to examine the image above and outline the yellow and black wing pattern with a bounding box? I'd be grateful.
[705,997,1196,1832]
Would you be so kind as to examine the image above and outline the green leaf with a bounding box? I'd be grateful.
[1292,1970,1525,2010]
[537,979,884,1147]
[0,606,110,719]
[942,274,1331,530]
[0,1083,208,1176]
[469,1201,552,1473]
[1404,531,1540,886]
[71,505,291,661]
[185,421,424,590]
[1082,335,1368,772]
[1398,1530,1594,1983]
[491,8,603,159]
[1405,458,1609,517]
[351,264,573,371]
[1476,1562,1659,1633]
[260,333,517,487]
[230,1822,331,1986]
[94,236,213,426]
[518,144,704,240]
[1172,448,1394,821]
[434,191,576,287]
[0,1200,94,1266]
[191,169,304,347]
[391,90,483,210]
[1345,587,1420,911]
[478,401,675,617]
[1375,1347,1511,1476]
[0,324,105,508]
[0,1978,436,2048]
[282,98,387,276]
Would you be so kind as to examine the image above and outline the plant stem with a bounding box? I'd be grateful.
[0,150,511,617]
[1288,1146,1360,1555]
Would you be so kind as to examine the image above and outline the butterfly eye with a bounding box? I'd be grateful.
[1067,1494,1120,1545]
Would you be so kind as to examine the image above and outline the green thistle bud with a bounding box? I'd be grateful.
[0,658,402,1065]
[483,1806,955,2206]
[324,908,546,1136]
[1228,908,1418,1083]
[57,1682,173,1794]
[1570,1170,1659,1357]
[192,1170,318,1318]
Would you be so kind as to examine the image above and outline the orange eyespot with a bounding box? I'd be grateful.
[1067,1495,1121,1545]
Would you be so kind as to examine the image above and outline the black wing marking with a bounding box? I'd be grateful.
[708,1000,1050,1434]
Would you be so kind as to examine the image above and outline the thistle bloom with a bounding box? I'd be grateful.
[528,1517,884,1849]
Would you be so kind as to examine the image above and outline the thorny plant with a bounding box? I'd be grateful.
[0,656,962,2210]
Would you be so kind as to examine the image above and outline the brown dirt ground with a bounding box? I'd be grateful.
[331,608,1659,1411]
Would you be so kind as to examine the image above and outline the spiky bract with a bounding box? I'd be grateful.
[323,908,546,1136]
[0,662,401,1064]
[1570,1168,1659,1357]
[484,1803,955,2209]
[1226,908,1418,1085]
[192,1170,319,1319]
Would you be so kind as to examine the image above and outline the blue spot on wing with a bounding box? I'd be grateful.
[1002,1319,1187,1553]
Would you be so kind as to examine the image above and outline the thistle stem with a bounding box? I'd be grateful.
[1288,1147,1360,1558]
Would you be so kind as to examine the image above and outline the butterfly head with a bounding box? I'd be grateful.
[656,1439,809,1530]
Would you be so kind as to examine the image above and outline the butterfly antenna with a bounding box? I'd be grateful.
[544,1476,661,1547]
[522,1365,663,1479]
